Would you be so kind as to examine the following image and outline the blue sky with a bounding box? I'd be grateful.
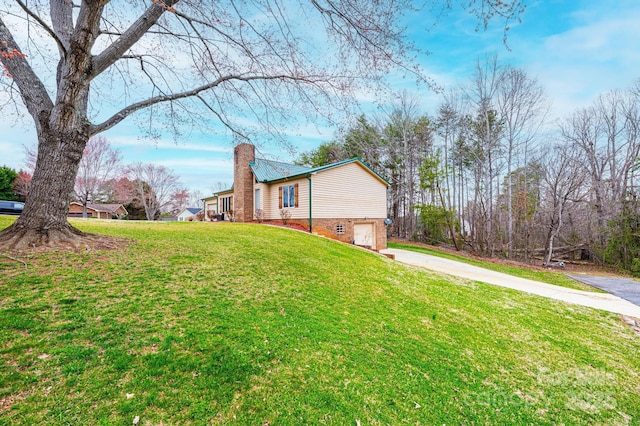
[2,0,640,196]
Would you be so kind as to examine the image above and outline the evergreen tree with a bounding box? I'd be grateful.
[0,166,18,201]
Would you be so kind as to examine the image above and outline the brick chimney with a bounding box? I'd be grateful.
[233,143,256,222]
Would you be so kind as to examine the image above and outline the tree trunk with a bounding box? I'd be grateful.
[0,130,87,250]
[506,148,513,257]
[543,230,556,265]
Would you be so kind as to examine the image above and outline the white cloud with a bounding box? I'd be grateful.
[523,8,640,117]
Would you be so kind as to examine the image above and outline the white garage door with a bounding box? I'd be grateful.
[354,223,375,249]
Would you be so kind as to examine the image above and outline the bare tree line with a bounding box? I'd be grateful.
[299,58,640,272]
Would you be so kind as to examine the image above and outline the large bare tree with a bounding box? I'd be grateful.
[0,0,523,249]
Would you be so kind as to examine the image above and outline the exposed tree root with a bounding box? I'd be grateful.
[0,223,130,252]
[0,253,27,267]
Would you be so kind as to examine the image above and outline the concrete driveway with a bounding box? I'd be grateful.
[380,248,640,318]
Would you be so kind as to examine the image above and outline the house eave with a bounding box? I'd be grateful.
[256,158,390,187]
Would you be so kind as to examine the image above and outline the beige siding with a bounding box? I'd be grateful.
[262,178,310,220]
[253,182,269,212]
[311,163,387,218]
[257,163,387,221]
[204,200,217,214]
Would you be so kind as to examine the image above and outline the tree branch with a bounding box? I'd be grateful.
[195,94,248,141]
[90,73,327,135]
[48,0,73,54]
[13,0,68,58]
[91,1,178,78]
[0,17,53,133]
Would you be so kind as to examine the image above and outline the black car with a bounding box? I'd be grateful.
[0,200,25,215]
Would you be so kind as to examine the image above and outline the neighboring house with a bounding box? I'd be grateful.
[177,207,203,221]
[204,143,390,250]
[68,202,128,219]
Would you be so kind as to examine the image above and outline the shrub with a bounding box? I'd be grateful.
[280,209,291,225]
[415,204,456,245]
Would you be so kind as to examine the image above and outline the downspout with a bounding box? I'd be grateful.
[306,174,313,233]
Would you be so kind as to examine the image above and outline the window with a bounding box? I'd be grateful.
[336,224,345,234]
[284,185,294,207]
[254,189,261,211]
[283,186,290,207]
[279,183,299,208]
[221,196,232,212]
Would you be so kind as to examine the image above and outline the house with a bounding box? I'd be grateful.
[177,207,203,221]
[204,143,390,250]
[68,202,128,219]
[202,187,233,222]
[202,194,219,221]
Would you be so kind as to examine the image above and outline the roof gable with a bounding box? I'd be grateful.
[87,203,125,213]
[216,187,234,196]
[306,158,389,186]
[250,158,389,186]
[70,202,126,213]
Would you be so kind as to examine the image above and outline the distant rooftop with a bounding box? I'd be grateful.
[84,203,124,213]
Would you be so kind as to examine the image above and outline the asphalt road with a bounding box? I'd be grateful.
[568,275,640,306]
[380,248,640,318]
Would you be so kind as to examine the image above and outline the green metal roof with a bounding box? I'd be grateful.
[250,159,312,182]
[202,185,234,200]
[251,158,389,186]
[201,158,390,196]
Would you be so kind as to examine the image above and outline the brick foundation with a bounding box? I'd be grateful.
[265,217,387,250]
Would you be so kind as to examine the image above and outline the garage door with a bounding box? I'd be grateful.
[354,223,375,249]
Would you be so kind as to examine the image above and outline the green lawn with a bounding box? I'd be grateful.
[1,216,639,425]
[388,241,604,292]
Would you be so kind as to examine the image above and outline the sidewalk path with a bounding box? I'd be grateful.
[381,248,640,318]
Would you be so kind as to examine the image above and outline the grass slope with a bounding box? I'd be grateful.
[1,217,639,425]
